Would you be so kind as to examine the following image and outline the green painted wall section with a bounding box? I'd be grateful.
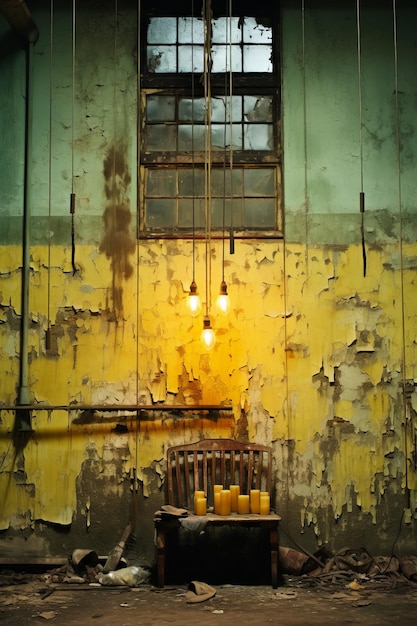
[0,1,417,564]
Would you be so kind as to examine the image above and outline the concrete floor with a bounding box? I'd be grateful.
[1,574,417,625]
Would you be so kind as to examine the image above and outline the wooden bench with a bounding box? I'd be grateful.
[154,438,281,588]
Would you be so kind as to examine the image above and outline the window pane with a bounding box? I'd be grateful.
[147,125,177,151]
[178,17,204,43]
[178,198,205,228]
[212,17,241,44]
[178,45,204,73]
[212,44,242,72]
[243,123,273,150]
[148,17,177,44]
[178,169,205,196]
[211,168,243,197]
[244,96,272,122]
[146,199,177,228]
[179,97,206,122]
[244,169,274,196]
[243,17,272,43]
[243,45,272,72]
[147,46,177,72]
[147,95,176,121]
[211,124,242,150]
[244,198,275,227]
[146,169,177,197]
[178,124,205,150]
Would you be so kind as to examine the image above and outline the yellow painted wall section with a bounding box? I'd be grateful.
[1,239,416,539]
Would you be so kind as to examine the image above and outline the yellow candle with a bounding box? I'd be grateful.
[229,485,240,512]
[250,489,260,514]
[260,494,270,515]
[237,494,250,514]
[195,497,207,516]
[219,489,231,516]
[213,485,223,514]
[214,492,221,514]
[194,490,205,512]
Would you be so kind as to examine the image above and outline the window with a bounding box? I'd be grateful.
[139,0,282,237]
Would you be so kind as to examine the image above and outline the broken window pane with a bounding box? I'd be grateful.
[179,98,206,122]
[243,124,272,150]
[148,17,177,43]
[243,17,272,43]
[178,17,204,43]
[244,96,272,122]
[147,46,177,72]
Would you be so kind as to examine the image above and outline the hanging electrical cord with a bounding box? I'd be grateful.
[392,0,411,509]
[187,0,202,317]
[356,0,366,277]
[46,0,54,350]
[200,0,216,349]
[228,0,234,255]
[301,0,308,272]
[70,0,76,274]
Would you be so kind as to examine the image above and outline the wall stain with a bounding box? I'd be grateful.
[100,144,135,322]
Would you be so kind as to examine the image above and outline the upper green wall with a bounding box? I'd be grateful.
[0,0,416,245]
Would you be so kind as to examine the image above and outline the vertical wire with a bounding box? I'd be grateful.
[392,0,409,505]
[113,0,117,219]
[229,0,234,253]
[47,0,53,338]
[135,0,141,488]
[70,0,76,273]
[356,0,367,277]
[301,0,308,272]
[203,0,212,316]
[191,1,196,284]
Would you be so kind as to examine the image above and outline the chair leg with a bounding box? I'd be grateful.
[270,526,279,588]
[156,527,166,587]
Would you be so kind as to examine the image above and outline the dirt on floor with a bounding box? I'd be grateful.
[1,569,417,625]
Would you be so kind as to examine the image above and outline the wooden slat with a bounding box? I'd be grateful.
[239,451,244,491]
[193,451,199,491]
[175,451,183,506]
[220,450,225,485]
[203,450,208,495]
[248,451,254,490]
[167,451,174,505]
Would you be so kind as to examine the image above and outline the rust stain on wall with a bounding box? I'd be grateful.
[100,144,135,321]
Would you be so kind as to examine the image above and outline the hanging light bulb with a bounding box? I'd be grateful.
[200,316,216,350]
[216,280,230,316]
[187,280,202,317]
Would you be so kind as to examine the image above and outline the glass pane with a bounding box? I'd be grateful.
[178,17,204,43]
[212,44,242,73]
[179,98,206,122]
[243,17,272,43]
[244,169,274,196]
[243,45,272,72]
[148,17,177,44]
[146,169,176,197]
[178,198,205,228]
[243,124,273,150]
[146,125,177,151]
[211,124,242,150]
[211,198,231,228]
[147,46,177,73]
[179,169,205,196]
[178,124,206,151]
[146,199,177,228]
[211,168,243,197]
[147,95,176,122]
[211,97,227,122]
[212,17,241,44]
[244,96,272,122]
[178,45,204,73]
[244,198,275,227]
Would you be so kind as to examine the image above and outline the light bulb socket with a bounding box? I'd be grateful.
[203,316,212,330]
[189,280,198,295]
[219,280,228,296]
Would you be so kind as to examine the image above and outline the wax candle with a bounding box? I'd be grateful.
[214,492,221,514]
[229,485,240,512]
[250,489,260,514]
[219,489,231,516]
[237,494,250,514]
[194,490,205,512]
[213,485,223,514]
[259,493,270,515]
[195,497,207,516]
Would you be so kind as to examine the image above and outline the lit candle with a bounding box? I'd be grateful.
[213,485,223,513]
[194,490,205,512]
[260,493,270,515]
[195,497,207,516]
[229,485,240,512]
[250,489,260,514]
[237,494,250,514]
[219,489,231,516]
